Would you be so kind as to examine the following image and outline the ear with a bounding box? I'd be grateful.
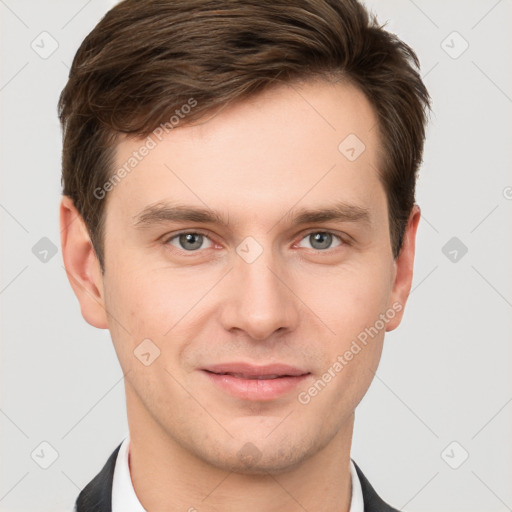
[60,196,109,329]
[385,204,421,332]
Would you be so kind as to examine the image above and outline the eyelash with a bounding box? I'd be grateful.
[162,229,347,255]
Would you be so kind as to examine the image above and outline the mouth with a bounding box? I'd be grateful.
[207,372,297,380]
[201,363,312,401]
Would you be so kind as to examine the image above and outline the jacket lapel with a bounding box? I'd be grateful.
[351,459,401,512]
[75,442,123,512]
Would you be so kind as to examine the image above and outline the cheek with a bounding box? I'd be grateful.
[298,276,389,425]
[298,259,393,339]
[105,263,196,332]
[103,263,218,376]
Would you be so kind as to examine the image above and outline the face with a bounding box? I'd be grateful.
[62,78,419,475]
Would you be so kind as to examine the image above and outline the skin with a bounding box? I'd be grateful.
[60,78,420,512]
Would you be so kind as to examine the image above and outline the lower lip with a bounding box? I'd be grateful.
[202,371,311,401]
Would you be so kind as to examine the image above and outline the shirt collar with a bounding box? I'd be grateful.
[112,435,364,512]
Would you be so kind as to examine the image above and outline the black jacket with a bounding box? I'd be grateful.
[75,443,400,512]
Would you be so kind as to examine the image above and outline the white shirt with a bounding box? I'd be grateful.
[111,434,364,512]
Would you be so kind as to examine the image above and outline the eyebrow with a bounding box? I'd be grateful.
[133,201,371,230]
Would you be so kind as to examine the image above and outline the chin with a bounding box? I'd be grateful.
[194,433,318,476]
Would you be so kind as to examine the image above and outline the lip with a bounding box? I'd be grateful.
[201,362,311,401]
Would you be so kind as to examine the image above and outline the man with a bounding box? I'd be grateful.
[58,0,430,510]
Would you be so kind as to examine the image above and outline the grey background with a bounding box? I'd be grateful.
[1,1,511,511]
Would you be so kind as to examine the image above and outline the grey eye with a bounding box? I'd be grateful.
[298,232,342,250]
[168,233,213,251]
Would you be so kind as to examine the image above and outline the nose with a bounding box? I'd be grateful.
[219,246,300,341]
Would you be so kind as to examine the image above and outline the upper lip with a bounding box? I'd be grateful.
[202,362,310,378]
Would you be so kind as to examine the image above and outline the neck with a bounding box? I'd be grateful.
[126,387,355,512]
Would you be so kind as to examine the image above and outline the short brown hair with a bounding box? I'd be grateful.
[58,0,430,271]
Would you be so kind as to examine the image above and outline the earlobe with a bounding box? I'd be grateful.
[60,196,109,329]
[385,204,421,332]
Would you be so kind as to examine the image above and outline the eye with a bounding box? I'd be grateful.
[296,231,343,251]
[163,230,345,254]
[166,232,214,251]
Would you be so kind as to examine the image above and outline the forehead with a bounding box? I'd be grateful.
[108,78,385,229]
